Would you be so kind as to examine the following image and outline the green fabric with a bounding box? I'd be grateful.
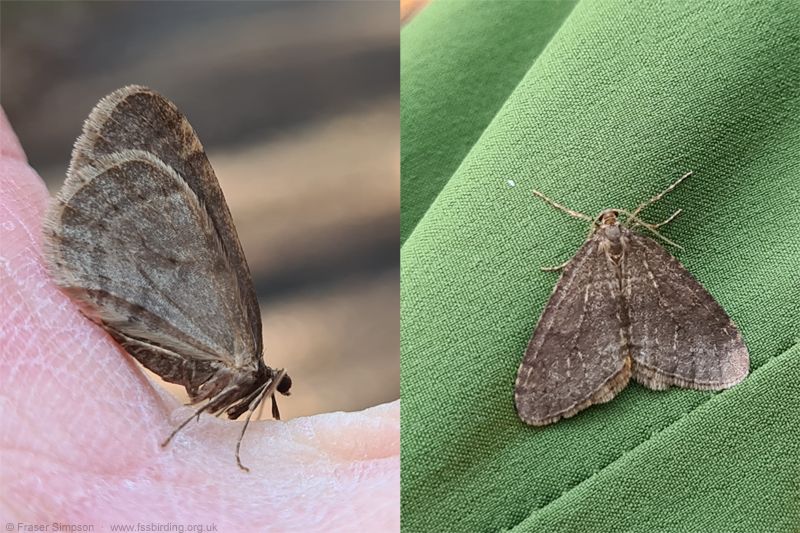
[400,0,578,245]
[401,2,800,532]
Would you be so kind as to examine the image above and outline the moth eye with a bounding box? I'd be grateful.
[277,373,292,394]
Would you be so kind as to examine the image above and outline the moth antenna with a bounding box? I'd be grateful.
[532,190,593,222]
[586,218,604,240]
[256,390,267,420]
[535,194,597,271]
[235,368,288,472]
[629,171,692,220]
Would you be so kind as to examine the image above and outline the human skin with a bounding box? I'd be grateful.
[0,109,400,532]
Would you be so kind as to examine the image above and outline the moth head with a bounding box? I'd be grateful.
[277,372,292,396]
[595,209,620,228]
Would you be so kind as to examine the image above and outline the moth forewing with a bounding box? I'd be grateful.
[516,174,749,426]
[515,230,630,426]
[42,85,292,471]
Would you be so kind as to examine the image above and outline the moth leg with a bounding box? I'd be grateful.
[234,386,269,472]
[532,190,593,222]
[627,210,684,250]
[161,382,244,448]
[629,171,692,220]
[623,208,681,230]
[235,369,287,472]
[541,259,571,272]
[629,209,682,233]
[631,221,683,250]
[180,361,202,403]
[532,189,598,257]
[161,400,217,448]
[651,209,682,229]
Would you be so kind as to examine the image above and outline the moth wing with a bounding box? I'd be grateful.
[43,150,255,371]
[622,229,749,390]
[68,85,263,355]
[515,236,631,426]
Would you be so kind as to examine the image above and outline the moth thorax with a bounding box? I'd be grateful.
[599,218,625,257]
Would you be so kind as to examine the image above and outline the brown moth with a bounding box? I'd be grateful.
[515,172,749,426]
[42,85,292,471]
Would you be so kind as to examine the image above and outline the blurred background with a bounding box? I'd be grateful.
[401,0,433,25]
[1,1,399,420]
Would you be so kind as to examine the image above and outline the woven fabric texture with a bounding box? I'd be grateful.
[401,2,800,532]
[400,0,578,244]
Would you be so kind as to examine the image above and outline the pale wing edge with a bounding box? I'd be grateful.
[521,358,632,426]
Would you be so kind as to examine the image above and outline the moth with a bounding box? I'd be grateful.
[515,172,749,426]
[42,85,292,471]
